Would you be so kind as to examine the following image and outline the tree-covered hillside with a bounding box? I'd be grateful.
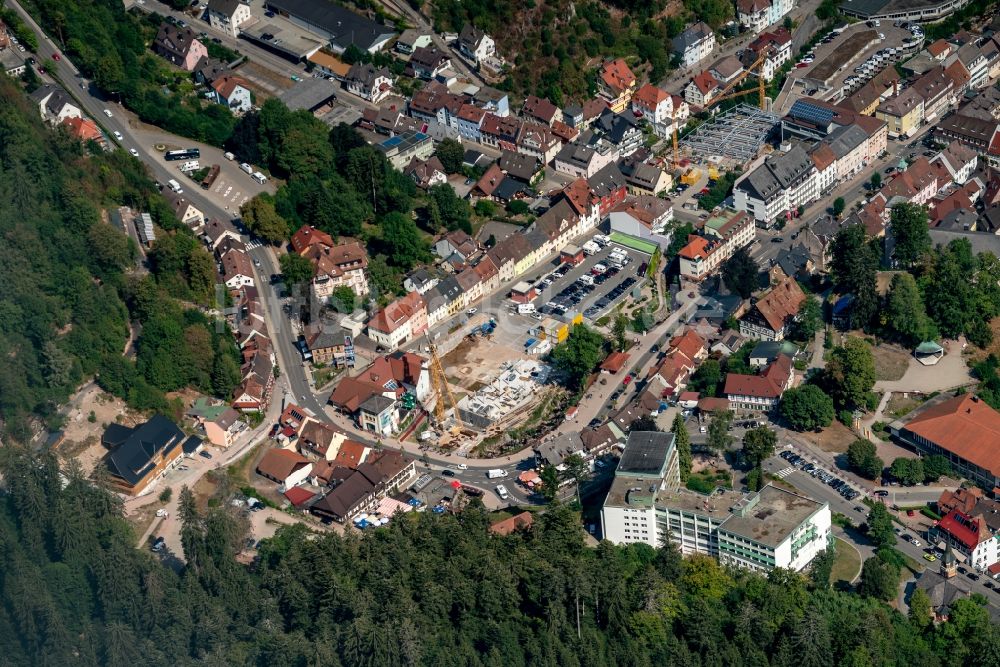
[0,71,236,440]
[428,0,735,102]
[1,449,998,666]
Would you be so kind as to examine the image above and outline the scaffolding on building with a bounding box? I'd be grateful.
[680,104,780,167]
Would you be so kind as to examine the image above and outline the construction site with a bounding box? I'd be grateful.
[456,359,550,429]
[668,41,782,174]
[680,104,781,168]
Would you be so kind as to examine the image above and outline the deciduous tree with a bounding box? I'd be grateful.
[707,410,733,453]
[741,426,776,467]
[780,384,835,431]
[240,196,288,244]
[885,272,931,345]
[889,202,931,268]
[278,252,314,287]
[848,438,884,480]
[434,138,464,174]
[672,413,692,482]
[721,248,759,298]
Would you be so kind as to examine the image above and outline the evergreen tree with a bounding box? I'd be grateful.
[672,413,692,482]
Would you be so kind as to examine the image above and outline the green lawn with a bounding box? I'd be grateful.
[830,536,862,585]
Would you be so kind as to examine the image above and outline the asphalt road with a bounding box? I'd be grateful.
[763,451,1000,605]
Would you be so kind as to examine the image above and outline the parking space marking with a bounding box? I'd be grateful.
[775,467,795,479]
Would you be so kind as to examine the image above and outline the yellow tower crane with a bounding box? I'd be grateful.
[426,335,463,433]
[671,49,771,168]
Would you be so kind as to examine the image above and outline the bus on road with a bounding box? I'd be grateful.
[165,148,201,161]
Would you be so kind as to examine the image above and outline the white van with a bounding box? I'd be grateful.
[517,303,536,314]
[239,162,253,175]
[167,179,183,193]
[582,241,600,256]
[592,263,607,274]
[495,484,510,500]
[579,274,595,286]
[251,171,268,184]
[180,160,200,172]
[224,151,235,161]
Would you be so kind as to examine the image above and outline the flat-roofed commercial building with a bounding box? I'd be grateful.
[717,485,832,572]
[602,432,832,572]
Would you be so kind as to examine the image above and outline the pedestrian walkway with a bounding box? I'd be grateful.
[774,466,795,478]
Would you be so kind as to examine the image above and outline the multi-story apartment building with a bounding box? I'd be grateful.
[876,88,925,139]
[672,22,716,68]
[737,0,794,34]
[723,354,794,413]
[677,211,755,281]
[734,146,818,226]
[631,84,674,137]
[597,59,637,114]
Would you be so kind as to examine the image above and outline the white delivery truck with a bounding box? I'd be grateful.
[487,469,508,479]
[167,179,183,193]
[582,240,600,255]
[239,162,253,174]
[252,171,268,184]
[517,303,536,314]
[179,160,200,172]
[495,485,510,500]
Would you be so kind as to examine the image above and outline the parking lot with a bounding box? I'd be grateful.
[789,21,923,100]
[528,237,650,322]
[773,447,863,502]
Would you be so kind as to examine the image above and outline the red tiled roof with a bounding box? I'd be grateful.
[632,83,669,110]
[257,448,310,481]
[600,351,630,373]
[669,329,706,361]
[752,276,806,332]
[937,509,990,549]
[692,71,719,95]
[212,75,250,100]
[810,143,837,171]
[368,291,425,334]
[490,511,534,535]
[332,439,369,469]
[904,394,1000,478]
[678,236,711,261]
[698,397,730,412]
[291,225,334,254]
[284,486,316,507]
[561,179,595,216]
[938,487,982,516]
[724,354,791,400]
[600,58,636,95]
[928,39,951,57]
[61,116,102,142]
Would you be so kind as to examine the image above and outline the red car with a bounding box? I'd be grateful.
[906,510,915,517]
[52,53,61,61]
[622,376,632,386]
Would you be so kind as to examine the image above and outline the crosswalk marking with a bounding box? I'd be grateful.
[774,466,795,479]
[246,240,262,250]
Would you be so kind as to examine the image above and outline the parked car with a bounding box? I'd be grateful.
[199,451,213,459]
